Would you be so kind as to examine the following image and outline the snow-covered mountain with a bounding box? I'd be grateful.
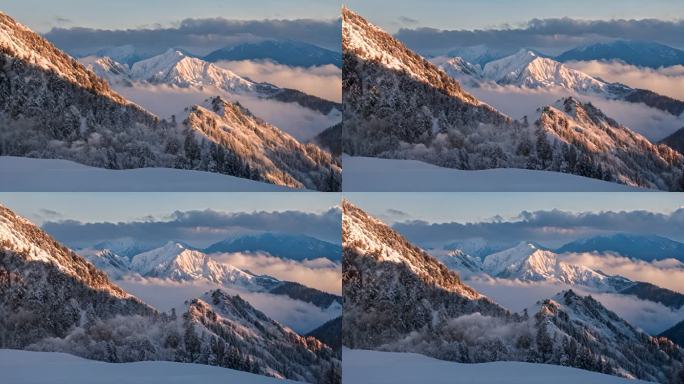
[182,96,340,190]
[341,200,684,383]
[342,199,514,349]
[556,233,684,262]
[185,289,340,382]
[436,49,684,116]
[204,40,342,68]
[482,49,612,93]
[204,233,342,262]
[662,127,684,155]
[341,8,684,191]
[481,242,632,291]
[129,49,260,92]
[0,203,155,348]
[0,12,340,191]
[0,204,340,383]
[81,241,342,311]
[556,40,684,69]
[443,45,511,66]
[81,49,341,114]
[436,248,483,277]
[129,242,279,290]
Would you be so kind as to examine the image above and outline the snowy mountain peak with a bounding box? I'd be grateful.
[482,50,607,92]
[0,204,133,299]
[129,49,254,92]
[342,7,480,104]
[0,11,128,105]
[342,200,482,300]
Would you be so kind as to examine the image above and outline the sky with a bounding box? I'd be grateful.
[347,192,684,224]
[0,192,340,224]
[0,0,340,32]
[345,0,684,32]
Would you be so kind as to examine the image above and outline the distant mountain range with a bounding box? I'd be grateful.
[204,232,342,261]
[440,239,684,310]
[81,49,341,114]
[0,203,340,382]
[435,40,684,70]
[204,40,342,68]
[0,12,341,191]
[341,8,684,191]
[556,233,684,262]
[435,48,684,117]
[556,40,684,69]
[80,240,342,311]
[341,197,684,383]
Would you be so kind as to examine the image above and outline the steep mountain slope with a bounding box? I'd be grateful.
[662,127,684,155]
[204,40,342,68]
[661,320,684,348]
[341,8,684,190]
[619,282,684,310]
[532,290,683,382]
[310,123,342,156]
[0,204,155,348]
[0,12,339,191]
[342,200,684,382]
[556,40,684,69]
[556,233,684,262]
[307,316,342,353]
[186,289,339,383]
[481,242,632,291]
[436,248,483,277]
[0,204,339,383]
[183,96,340,190]
[204,233,342,262]
[342,199,514,349]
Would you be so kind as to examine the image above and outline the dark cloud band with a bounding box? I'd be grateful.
[44,17,342,57]
[394,18,684,55]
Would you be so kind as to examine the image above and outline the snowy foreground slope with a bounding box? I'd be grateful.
[0,349,299,384]
[342,349,649,384]
[342,156,643,192]
[0,157,293,191]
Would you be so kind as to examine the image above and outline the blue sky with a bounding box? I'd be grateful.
[0,192,340,225]
[345,0,684,32]
[0,0,340,32]
[347,192,684,224]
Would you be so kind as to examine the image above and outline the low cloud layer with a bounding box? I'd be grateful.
[465,82,684,141]
[394,208,684,249]
[561,252,684,293]
[42,207,341,249]
[116,277,338,333]
[565,61,684,101]
[212,252,341,294]
[468,277,683,335]
[216,60,341,103]
[395,18,684,55]
[45,17,341,57]
[113,82,340,141]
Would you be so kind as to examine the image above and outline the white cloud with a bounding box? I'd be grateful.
[564,60,684,101]
[466,275,684,334]
[212,252,341,295]
[116,276,338,334]
[113,82,340,141]
[560,252,684,294]
[466,83,684,141]
[215,60,342,103]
